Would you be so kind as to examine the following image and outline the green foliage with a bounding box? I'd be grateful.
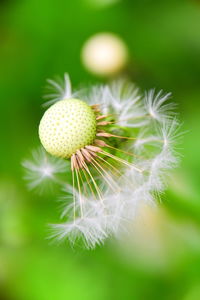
[0,0,200,299]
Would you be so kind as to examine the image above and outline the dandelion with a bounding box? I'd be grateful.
[23,73,181,248]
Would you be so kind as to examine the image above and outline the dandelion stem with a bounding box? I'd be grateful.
[75,168,83,218]
[82,161,103,204]
[90,158,119,193]
[96,155,122,177]
[71,169,76,222]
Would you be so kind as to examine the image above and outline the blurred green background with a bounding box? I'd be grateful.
[1,0,200,299]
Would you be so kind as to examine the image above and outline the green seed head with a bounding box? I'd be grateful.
[39,99,97,158]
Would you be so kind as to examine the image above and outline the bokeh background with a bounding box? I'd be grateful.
[1,0,200,299]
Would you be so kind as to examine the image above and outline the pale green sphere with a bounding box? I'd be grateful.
[39,99,97,158]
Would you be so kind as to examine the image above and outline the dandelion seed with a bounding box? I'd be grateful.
[144,89,176,122]
[43,73,78,107]
[23,74,181,248]
[22,147,67,193]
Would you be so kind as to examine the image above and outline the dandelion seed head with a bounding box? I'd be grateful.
[24,73,181,249]
[39,98,97,158]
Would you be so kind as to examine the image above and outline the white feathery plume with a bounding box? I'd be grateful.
[43,73,78,107]
[22,147,67,192]
[101,192,125,235]
[138,120,180,193]
[81,78,146,127]
[159,118,182,152]
[50,216,108,249]
[118,166,155,221]
[122,119,180,205]
[107,79,140,110]
[83,84,110,114]
[132,127,161,154]
[55,185,125,246]
[59,185,102,219]
[106,79,147,127]
[144,89,176,122]
[51,191,108,248]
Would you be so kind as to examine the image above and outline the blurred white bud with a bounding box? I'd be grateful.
[81,33,129,76]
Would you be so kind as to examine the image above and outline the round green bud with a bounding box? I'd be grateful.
[39,99,97,158]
